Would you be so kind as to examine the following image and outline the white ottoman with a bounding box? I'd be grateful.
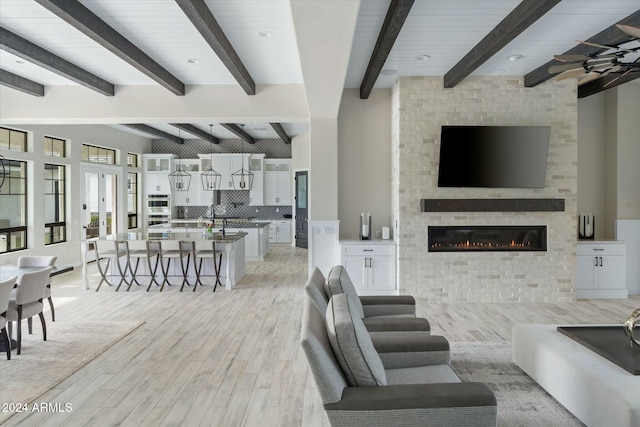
[513,324,640,427]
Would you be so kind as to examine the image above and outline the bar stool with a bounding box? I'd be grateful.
[191,241,223,292]
[94,240,128,292]
[158,240,192,292]
[124,240,161,291]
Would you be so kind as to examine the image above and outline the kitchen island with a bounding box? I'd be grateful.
[154,219,270,262]
[82,231,246,291]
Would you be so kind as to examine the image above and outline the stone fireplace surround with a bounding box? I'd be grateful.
[391,77,577,303]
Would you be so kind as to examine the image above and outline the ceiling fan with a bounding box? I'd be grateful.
[549,24,640,87]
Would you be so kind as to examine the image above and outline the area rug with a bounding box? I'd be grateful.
[451,342,584,427]
[0,320,143,424]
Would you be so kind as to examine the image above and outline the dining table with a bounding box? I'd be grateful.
[0,264,73,351]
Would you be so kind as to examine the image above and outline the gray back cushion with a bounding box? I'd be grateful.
[304,267,329,313]
[326,266,364,318]
[300,296,348,404]
[326,293,387,387]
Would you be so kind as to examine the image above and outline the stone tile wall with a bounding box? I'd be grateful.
[392,77,577,302]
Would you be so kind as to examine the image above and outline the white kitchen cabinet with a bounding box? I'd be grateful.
[276,220,291,243]
[340,241,397,295]
[144,154,174,195]
[172,160,201,206]
[264,159,291,206]
[576,241,627,299]
[249,155,264,206]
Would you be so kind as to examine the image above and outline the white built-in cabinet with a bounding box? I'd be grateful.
[264,159,291,206]
[249,154,265,206]
[340,240,397,295]
[144,154,174,195]
[576,241,627,299]
[172,160,201,206]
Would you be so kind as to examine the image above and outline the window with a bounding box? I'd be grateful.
[0,127,27,152]
[127,172,138,229]
[127,153,139,167]
[0,159,27,253]
[44,164,66,245]
[44,136,66,157]
[82,144,115,164]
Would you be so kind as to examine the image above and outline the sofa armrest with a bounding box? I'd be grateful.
[360,295,416,317]
[372,335,450,368]
[324,383,496,427]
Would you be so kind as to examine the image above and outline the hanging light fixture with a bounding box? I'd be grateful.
[168,129,191,191]
[231,124,253,190]
[201,124,222,195]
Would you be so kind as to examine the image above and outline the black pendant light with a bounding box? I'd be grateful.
[201,124,222,193]
[168,129,191,191]
[231,124,253,190]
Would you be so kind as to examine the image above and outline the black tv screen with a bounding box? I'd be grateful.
[437,125,550,188]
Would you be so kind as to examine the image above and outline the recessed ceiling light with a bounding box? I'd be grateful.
[16,59,25,64]
[381,69,398,76]
[416,55,431,61]
[507,54,524,62]
[487,68,505,75]
[258,31,271,38]
[187,58,200,64]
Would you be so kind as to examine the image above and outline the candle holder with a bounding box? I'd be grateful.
[359,214,372,240]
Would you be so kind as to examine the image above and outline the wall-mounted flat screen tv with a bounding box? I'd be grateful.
[437,125,551,188]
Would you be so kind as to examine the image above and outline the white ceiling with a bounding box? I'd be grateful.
[0,0,638,139]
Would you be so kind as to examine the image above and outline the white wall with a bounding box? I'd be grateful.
[338,88,392,239]
[0,124,151,266]
[615,84,640,220]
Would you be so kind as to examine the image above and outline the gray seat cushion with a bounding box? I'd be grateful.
[326,293,387,387]
[326,266,365,318]
[386,364,461,385]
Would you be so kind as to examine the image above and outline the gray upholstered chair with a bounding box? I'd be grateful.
[17,256,57,321]
[308,267,431,336]
[301,293,497,426]
[0,276,17,360]
[6,267,52,355]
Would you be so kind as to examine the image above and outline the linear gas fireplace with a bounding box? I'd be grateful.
[428,225,547,252]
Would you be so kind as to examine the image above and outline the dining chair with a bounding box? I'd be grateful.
[190,241,223,292]
[17,256,57,322]
[0,276,17,360]
[6,267,52,355]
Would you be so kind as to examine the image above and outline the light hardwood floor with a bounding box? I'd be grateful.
[3,245,639,426]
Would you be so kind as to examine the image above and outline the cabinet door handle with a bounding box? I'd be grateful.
[599,256,603,267]
[593,248,604,251]
[594,257,598,267]
[363,249,374,252]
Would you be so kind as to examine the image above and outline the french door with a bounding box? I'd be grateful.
[81,165,122,260]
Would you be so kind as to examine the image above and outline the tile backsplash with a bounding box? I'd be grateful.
[174,191,292,220]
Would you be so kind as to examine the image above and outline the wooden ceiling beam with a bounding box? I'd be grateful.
[359,0,415,99]
[220,123,255,144]
[525,10,640,88]
[171,123,220,144]
[176,0,255,95]
[121,124,184,144]
[270,123,291,144]
[0,27,114,96]
[0,69,45,97]
[444,0,561,88]
[35,0,185,96]
[578,71,640,98]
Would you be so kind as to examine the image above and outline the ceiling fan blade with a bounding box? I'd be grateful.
[616,24,640,39]
[604,68,634,88]
[554,54,589,62]
[548,63,583,74]
[577,72,603,86]
[576,40,617,50]
[585,58,614,66]
[555,68,586,81]
[588,63,614,73]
